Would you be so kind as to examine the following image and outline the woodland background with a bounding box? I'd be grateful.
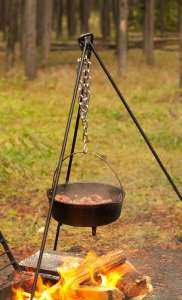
[1,0,182,81]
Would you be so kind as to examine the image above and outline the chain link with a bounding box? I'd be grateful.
[78,55,91,153]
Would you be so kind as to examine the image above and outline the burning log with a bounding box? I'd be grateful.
[11,250,152,300]
[73,286,125,300]
[71,250,126,286]
[115,261,153,299]
[65,250,152,299]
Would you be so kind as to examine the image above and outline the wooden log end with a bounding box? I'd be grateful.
[73,286,125,300]
[116,270,153,299]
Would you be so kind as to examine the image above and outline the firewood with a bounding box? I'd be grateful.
[73,286,125,300]
[59,250,152,299]
[70,250,126,286]
[115,261,152,299]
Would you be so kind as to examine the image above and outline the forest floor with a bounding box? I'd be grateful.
[0,48,182,297]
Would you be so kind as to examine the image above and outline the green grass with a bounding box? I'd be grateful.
[0,48,181,258]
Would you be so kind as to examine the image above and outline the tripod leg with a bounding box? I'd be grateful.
[90,42,182,203]
[30,40,90,300]
[53,223,62,251]
[92,227,97,236]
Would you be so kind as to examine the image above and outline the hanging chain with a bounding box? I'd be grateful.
[78,55,91,153]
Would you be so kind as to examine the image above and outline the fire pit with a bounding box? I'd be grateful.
[0,250,152,300]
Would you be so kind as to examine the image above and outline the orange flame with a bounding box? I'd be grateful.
[100,261,134,289]
[13,253,133,300]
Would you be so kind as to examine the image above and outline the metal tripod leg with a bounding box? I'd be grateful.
[90,41,182,202]
[53,223,62,251]
[30,36,92,300]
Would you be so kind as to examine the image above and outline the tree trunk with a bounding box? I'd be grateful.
[41,0,53,67]
[54,0,63,40]
[143,0,155,65]
[0,0,5,32]
[179,0,182,87]
[80,0,91,33]
[6,0,19,67]
[159,0,165,36]
[100,0,110,41]
[0,0,3,31]
[24,0,37,79]
[112,0,118,28]
[0,0,9,40]
[67,0,77,37]
[117,0,129,74]
[20,0,26,60]
[36,0,44,46]
[112,0,119,55]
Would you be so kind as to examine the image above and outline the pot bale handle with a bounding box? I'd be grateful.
[51,151,125,237]
[62,151,124,195]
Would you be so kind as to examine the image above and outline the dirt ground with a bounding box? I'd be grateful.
[1,204,182,299]
[129,245,182,300]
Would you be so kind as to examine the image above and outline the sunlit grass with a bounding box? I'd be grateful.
[0,48,181,256]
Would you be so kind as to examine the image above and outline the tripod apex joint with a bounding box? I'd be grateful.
[78,33,94,57]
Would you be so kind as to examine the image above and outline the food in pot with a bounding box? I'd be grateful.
[55,193,112,205]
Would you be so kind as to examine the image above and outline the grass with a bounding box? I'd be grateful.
[0,47,181,259]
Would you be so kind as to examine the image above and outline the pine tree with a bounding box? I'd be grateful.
[117,0,129,74]
[24,0,37,79]
[143,0,155,65]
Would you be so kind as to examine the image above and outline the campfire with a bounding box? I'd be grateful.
[13,250,152,300]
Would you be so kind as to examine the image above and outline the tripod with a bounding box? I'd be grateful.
[30,33,181,300]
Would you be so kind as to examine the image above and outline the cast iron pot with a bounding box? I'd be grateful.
[48,181,124,227]
[47,152,125,227]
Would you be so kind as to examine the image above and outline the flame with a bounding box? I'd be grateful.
[13,253,133,300]
[13,267,79,300]
[100,272,121,288]
[100,261,134,289]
